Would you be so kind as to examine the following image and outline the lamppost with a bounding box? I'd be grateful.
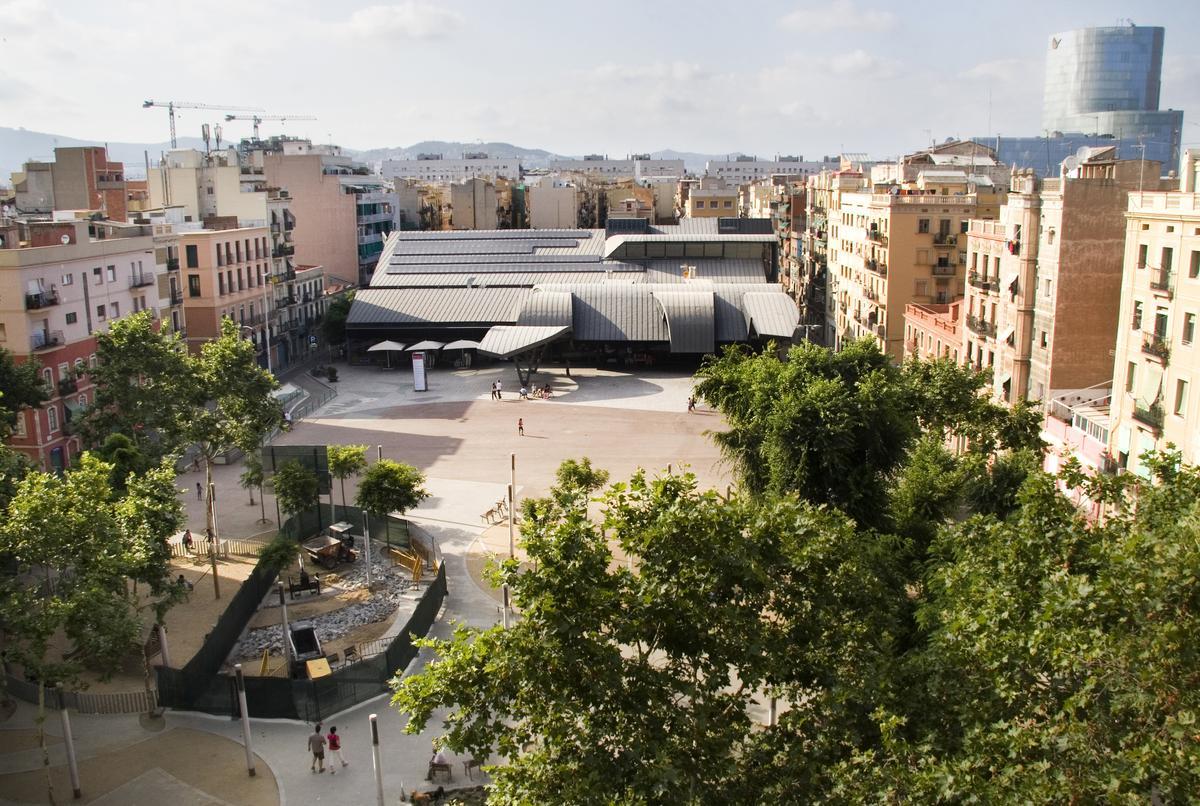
[239,324,272,374]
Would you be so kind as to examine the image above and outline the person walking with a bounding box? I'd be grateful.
[518,418,524,436]
[326,726,348,772]
[496,380,502,399]
[490,381,497,401]
[195,481,203,501]
[687,396,696,413]
[182,529,194,555]
[308,724,327,773]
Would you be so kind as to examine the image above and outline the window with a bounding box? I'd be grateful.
[65,311,77,324]
[1040,331,1048,349]
[1162,247,1174,273]
[62,273,73,285]
[43,367,53,387]
[723,200,733,208]
[1132,301,1143,330]
[1126,362,1136,393]
[106,265,116,282]
[110,302,120,318]
[93,267,102,284]
[217,245,224,267]
[0,323,6,343]
[219,274,226,295]
[1175,379,1189,416]
[1137,243,1148,268]
[47,406,58,433]
[89,354,97,369]
[185,244,198,268]
[959,220,969,234]
[918,218,930,234]
[188,274,202,297]
[96,304,106,322]
[74,358,83,373]
[1044,278,1052,298]
[695,201,704,209]
[1186,313,1196,345]
[13,411,25,437]
[1190,251,1199,279]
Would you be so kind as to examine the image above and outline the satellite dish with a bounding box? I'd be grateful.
[60,234,70,245]
[1061,155,1080,176]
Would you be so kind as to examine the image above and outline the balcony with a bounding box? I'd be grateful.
[1132,401,1164,431]
[272,244,295,258]
[166,257,179,271]
[129,274,156,289]
[58,376,78,396]
[31,330,64,351]
[967,271,993,291]
[931,263,957,277]
[169,289,184,305]
[966,314,996,337]
[1149,271,1174,299]
[864,288,880,302]
[865,258,887,277]
[1141,333,1170,363]
[932,233,958,246]
[279,295,297,307]
[866,229,887,246]
[25,290,60,310]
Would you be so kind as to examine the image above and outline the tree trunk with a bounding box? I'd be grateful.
[258,485,267,524]
[339,478,347,524]
[37,681,56,806]
[204,454,220,599]
[248,487,255,506]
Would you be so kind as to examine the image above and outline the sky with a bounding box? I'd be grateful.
[1,0,1198,159]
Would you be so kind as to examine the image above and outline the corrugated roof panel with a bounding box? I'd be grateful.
[478,325,572,358]
[743,291,801,338]
[346,288,528,327]
[517,290,573,327]
[377,272,644,288]
[656,292,716,354]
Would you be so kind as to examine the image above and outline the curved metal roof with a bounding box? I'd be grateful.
[655,292,716,354]
[743,291,802,338]
[517,290,573,328]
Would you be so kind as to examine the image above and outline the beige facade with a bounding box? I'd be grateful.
[828,181,1001,361]
[528,184,578,229]
[179,225,273,360]
[450,178,499,230]
[685,183,738,218]
[903,300,963,362]
[1108,149,1200,474]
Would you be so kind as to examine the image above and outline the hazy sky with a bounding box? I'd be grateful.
[2,0,1197,158]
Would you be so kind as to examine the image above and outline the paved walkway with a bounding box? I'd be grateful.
[2,360,732,804]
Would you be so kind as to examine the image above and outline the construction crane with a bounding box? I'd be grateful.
[142,100,264,148]
[224,114,318,140]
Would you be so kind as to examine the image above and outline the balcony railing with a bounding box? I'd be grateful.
[58,376,78,396]
[865,258,887,277]
[25,290,60,310]
[864,288,880,302]
[967,271,993,291]
[931,264,957,277]
[170,289,184,305]
[866,229,887,245]
[1132,401,1164,431]
[932,233,958,246]
[166,257,179,271]
[272,244,295,258]
[1149,271,1174,299]
[1141,333,1171,363]
[31,329,64,351]
[966,314,996,337]
[130,274,156,289]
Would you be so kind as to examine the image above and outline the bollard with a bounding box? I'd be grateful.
[370,713,385,806]
[57,686,81,799]
[234,664,256,776]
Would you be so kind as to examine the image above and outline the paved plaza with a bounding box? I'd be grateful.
[0,360,735,805]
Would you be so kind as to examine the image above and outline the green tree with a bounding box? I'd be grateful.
[0,444,34,511]
[79,311,191,460]
[0,347,47,437]
[92,433,152,492]
[319,291,354,352]
[327,444,369,518]
[181,319,281,559]
[240,450,268,523]
[271,459,319,536]
[355,459,428,546]
[0,453,182,801]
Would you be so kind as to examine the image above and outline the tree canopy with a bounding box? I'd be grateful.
[393,341,1198,802]
[271,459,319,524]
[355,459,428,518]
[328,444,369,513]
[0,347,47,437]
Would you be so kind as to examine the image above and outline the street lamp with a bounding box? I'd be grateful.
[239,324,272,374]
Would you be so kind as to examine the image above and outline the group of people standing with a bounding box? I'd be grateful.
[307,723,348,774]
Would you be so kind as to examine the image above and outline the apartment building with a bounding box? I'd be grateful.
[178,224,273,363]
[548,156,685,180]
[11,147,127,219]
[381,154,522,183]
[1108,149,1200,475]
[0,217,168,471]
[705,156,836,184]
[450,178,499,230]
[528,183,578,229]
[255,139,398,286]
[903,300,963,362]
[685,178,738,218]
[827,146,1004,360]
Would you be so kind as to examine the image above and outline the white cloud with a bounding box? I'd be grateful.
[830,49,894,77]
[780,0,895,34]
[342,3,464,40]
[589,61,710,83]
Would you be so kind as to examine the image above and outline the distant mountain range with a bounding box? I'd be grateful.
[0,126,743,180]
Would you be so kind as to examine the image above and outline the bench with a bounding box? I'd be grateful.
[464,757,484,779]
[427,761,452,783]
[288,575,321,599]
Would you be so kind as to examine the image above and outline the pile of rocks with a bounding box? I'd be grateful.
[229,543,428,663]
